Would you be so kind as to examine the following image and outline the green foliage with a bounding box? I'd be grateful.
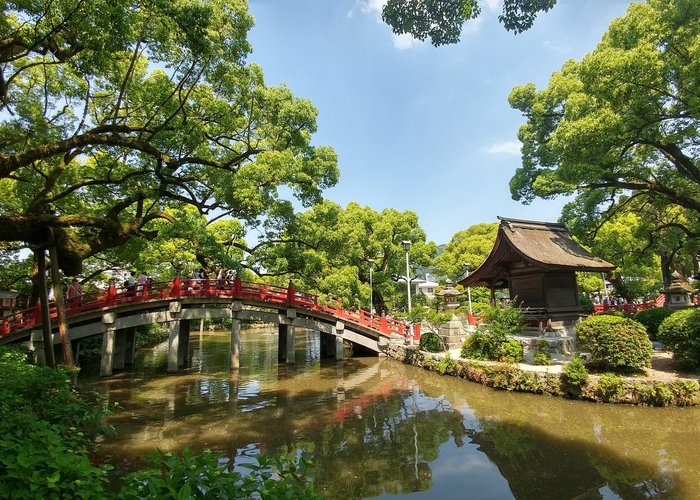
[598,309,627,318]
[381,0,556,46]
[576,316,653,371]
[534,351,552,366]
[0,346,113,498]
[482,302,525,336]
[498,338,524,363]
[578,293,594,314]
[634,307,676,341]
[510,0,700,286]
[435,223,498,279]
[257,200,437,309]
[117,448,322,500]
[595,374,625,401]
[419,331,444,353]
[0,0,339,276]
[658,308,700,369]
[460,325,523,363]
[561,355,588,396]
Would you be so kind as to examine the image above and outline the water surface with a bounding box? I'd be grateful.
[84,329,700,499]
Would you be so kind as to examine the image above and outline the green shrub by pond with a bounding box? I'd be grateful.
[658,308,700,369]
[460,327,523,363]
[419,331,444,352]
[634,307,675,341]
[0,346,113,498]
[0,346,322,498]
[576,315,652,372]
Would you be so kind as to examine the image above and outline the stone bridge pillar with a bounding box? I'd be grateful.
[286,308,296,364]
[167,301,183,373]
[100,312,118,376]
[278,323,288,362]
[231,301,242,370]
[333,321,345,360]
[179,319,191,368]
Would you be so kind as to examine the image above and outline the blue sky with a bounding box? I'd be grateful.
[247,0,635,245]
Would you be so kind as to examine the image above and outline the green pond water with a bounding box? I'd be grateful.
[82,329,700,499]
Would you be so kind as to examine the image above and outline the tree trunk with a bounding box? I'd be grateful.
[660,251,673,288]
[35,248,55,368]
[49,242,74,367]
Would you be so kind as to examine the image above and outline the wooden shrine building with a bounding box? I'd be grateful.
[458,217,615,336]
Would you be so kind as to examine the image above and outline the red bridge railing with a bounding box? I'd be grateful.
[1,277,415,341]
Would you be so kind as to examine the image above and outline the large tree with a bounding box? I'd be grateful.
[253,200,437,311]
[435,222,498,280]
[0,0,338,275]
[508,0,700,282]
[381,0,557,46]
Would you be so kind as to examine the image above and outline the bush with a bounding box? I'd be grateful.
[117,448,321,499]
[481,302,525,336]
[658,308,700,369]
[0,346,113,498]
[461,326,522,363]
[534,351,552,366]
[562,355,588,396]
[634,307,676,341]
[576,315,652,371]
[419,331,444,352]
[598,309,627,317]
[498,338,524,363]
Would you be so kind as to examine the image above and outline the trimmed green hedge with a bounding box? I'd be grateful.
[658,308,700,369]
[634,307,675,341]
[419,331,444,353]
[576,315,652,371]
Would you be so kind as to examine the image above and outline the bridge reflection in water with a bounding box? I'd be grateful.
[86,330,699,499]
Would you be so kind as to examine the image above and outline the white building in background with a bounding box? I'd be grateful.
[398,274,440,299]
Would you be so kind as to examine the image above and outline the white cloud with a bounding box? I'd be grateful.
[392,33,422,50]
[350,0,386,17]
[485,140,521,155]
[483,0,501,12]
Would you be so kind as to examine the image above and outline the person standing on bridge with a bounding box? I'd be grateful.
[137,271,148,297]
[66,278,82,310]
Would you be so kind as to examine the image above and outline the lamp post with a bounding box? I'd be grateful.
[402,240,412,313]
[367,258,375,315]
[465,262,473,316]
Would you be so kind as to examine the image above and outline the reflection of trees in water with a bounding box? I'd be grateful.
[471,419,680,499]
[89,334,692,498]
[304,392,468,498]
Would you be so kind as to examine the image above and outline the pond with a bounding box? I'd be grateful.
[83,329,700,499]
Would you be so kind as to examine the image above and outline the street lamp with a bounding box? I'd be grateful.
[402,240,412,313]
[465,262,473,316]
[369,263,374,315]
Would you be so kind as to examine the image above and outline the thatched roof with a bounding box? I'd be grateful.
[458,217,615,288]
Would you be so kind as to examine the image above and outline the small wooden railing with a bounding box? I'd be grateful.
[0,277,416,341]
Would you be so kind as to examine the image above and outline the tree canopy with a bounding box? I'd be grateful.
[381,0,557,46]
[508,0,700,280]
[0,0,338,275]
[253,200,437,310]
[435,223,498,279]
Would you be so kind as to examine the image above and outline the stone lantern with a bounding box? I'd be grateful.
[436,279,463,310]
[662,272,696,309]
[0,291,19,318]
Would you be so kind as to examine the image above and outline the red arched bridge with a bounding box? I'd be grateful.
[0,277,417,376]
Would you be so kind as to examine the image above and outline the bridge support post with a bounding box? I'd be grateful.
[179,320,191,368]
[320,333,333,358]
[167,301,182,373]
[124,327,137,366]
[285,308,296,364]
[231,302,242,370]
[113,329,126,371]
[278,323,288,362]
[333,321,345,360]
[100,313,117,376]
